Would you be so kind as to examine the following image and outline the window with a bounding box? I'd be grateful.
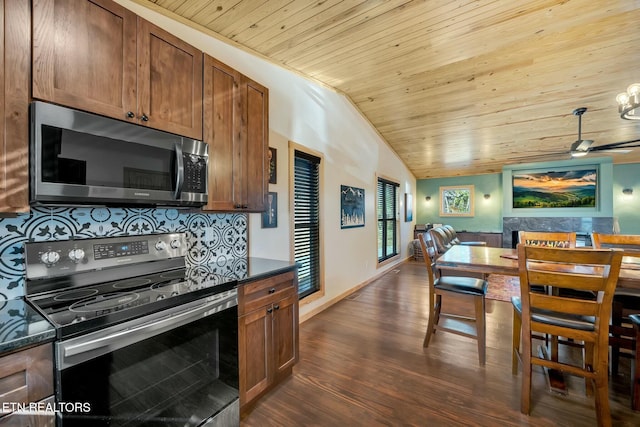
[377,177,399,262]
[293,150,321,299]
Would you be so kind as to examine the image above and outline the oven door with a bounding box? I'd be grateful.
[55,291,238,427]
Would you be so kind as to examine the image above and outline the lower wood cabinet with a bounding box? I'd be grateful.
[0,343,54,426]
[456,231,503,248]
[238,270,299,413]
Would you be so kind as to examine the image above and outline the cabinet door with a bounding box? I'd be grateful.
[137,18,203,140]
[242,77,269,212]
[32,0,137,121]
[0,0,30,213]
[238,305,271,407]
[0,396,55,427]
[203,56,240,211]
[272,291,299,377]
[0,344,53,410]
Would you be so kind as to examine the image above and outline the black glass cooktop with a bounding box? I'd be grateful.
[27,268,237,339]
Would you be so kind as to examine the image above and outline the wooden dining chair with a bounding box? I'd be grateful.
[418,233,488,365]
[511,244,623,427]
[516,231,579,361]
[591,232,640,379]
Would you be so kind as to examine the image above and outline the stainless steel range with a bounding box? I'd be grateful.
[24,233,240,427]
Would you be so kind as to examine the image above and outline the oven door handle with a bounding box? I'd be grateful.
[59,295,235,368]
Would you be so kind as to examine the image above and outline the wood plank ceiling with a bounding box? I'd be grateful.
[137,0,640,178]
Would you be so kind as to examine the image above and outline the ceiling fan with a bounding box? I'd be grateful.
[566,107,640,158]
[515,107,640,162]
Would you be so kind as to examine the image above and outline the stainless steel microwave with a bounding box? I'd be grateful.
[30,101,208,208]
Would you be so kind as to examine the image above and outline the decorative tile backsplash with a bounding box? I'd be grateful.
[0,207,247,300]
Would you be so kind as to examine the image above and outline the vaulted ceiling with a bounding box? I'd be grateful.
[136,0,640,178]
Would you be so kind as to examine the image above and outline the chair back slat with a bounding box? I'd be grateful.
[518,231,577,248]
[592,232,640,258]
[528,270,609,292]
[529,293,599,316]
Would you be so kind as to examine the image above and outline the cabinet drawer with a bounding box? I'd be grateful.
[0,344,53,417]
[0,395,54,427]
[239,271,296,315]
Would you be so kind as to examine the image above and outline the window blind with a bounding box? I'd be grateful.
[377,178,399,262]
[294,150,321,298]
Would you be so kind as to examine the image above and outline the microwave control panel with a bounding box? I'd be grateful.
[182,154,207,194]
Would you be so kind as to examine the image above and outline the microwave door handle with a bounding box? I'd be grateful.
[174,142,184,199]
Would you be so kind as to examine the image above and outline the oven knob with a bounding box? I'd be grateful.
[155,241,167,251]
[40,251,60,266]
[156,294,165,301]
[68,248,86,263]
[170,239,181,249]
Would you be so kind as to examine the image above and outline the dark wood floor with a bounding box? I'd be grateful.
[241,261,640,426]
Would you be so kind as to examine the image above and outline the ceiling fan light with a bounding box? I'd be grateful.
[627,83,640,96]
[618,83,640,120]
[616,92,629,106]
[570,151,588,158]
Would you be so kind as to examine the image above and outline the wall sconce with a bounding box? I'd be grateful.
[622,188,633,196]
[483,194,491,199]
[425,196,431,202]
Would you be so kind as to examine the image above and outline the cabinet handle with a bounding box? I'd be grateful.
[140,114,149,122]
[268,288,276,294]
[274,304,280,310]
[266,307,273,314]
[126,111,135,118]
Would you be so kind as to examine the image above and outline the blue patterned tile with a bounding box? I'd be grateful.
[0,207,247,299]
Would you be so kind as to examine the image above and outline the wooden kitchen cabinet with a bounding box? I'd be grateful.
[32,0,203,140]
[203,55,269,212]
[0,0,30,213]
[0,343,54,426]
[456,231,503,248]
[238,270,298,413]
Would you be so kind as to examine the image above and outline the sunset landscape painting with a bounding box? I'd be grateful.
[512,169,597,208]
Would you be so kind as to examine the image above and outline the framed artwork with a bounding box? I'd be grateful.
[261,192,278,228]
[268,147,277,184]
[404,193,413,222]
[439,185,474,217]
[340,185,365,228]
[512,167,596,209]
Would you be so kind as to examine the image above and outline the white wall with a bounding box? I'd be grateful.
[117,1,417,318]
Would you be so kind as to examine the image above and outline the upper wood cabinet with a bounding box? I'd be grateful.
[32,0,203,140]
[0,0,30,213]
[203,55,268,212]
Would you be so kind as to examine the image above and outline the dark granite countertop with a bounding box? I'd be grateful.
[0,298,55,355]
[0,258,295,355]
[191,257,298,284]
[240,258,299,283]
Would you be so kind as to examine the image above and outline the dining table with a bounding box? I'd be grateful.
[435,244,640,394]
[435,244,640,290]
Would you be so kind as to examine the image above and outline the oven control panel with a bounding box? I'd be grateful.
[94,240,150,260]
[24,233,186,280]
